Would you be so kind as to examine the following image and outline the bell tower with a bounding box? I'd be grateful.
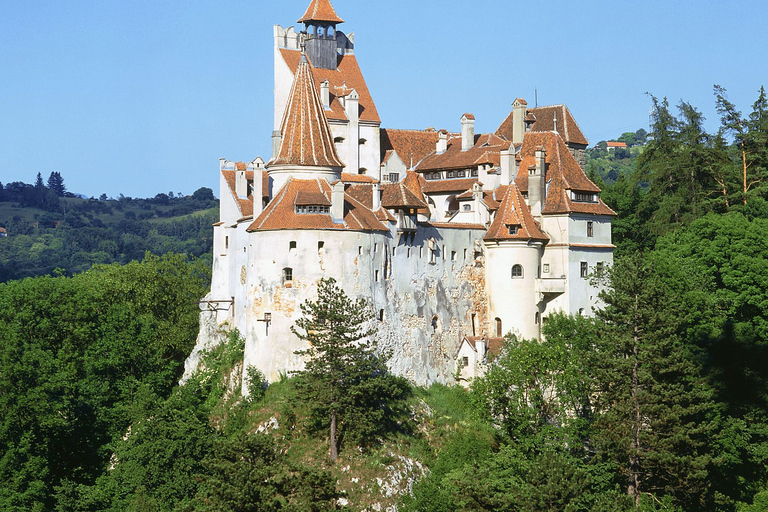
[298,0,344,70]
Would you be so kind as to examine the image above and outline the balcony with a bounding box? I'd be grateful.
[397,211,417,232]
[536,277,566,295]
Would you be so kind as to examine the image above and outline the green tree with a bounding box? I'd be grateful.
[291,277,409,461]
[592,253,716,509]
[46,172,66,197]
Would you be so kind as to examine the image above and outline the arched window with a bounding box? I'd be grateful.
[535,312,540,324]
[289,240,297,251]
[511,264,523,278]
[282,267,293,284]
[317,25,325,37]
[495,317,502,337]
[445,195,459,214]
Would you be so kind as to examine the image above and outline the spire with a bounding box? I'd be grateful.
[298,0,344,24]
[270,55,344,168]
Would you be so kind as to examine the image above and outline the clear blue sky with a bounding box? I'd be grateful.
[1,0,766,198]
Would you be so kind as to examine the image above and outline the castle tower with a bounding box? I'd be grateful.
[267,52,344,193]
[298,0,344,70]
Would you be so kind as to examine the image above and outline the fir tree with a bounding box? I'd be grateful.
[46,171,66,197]
[291,277,409,461]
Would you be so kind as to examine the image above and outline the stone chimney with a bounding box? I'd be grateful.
[251,162,264,217]
[476,338,486,362]
[236,169,248,199]
[472,182,483,224]
[512,98,527,145]
[271,130,282,160]
[331,181,345,223]
[461,113,475,151]
[320,80,330,110]
[500,146,514,185]
[436,130,448,154]
[345,89,360,173]
[529,146,546,218]
[371,181,381,211]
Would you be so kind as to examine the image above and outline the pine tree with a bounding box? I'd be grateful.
[292,277,409,461]
[46,171,66,197]
[592,253,716,510]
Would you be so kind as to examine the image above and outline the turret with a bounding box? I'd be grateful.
[298,0,344,70]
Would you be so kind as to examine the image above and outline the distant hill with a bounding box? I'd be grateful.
[0,180,218,282]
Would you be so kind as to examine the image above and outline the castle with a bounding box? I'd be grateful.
[199,0,615,386]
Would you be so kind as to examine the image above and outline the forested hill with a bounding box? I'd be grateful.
[0,174,218,282]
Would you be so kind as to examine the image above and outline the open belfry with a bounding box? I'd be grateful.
[203,0,615,386]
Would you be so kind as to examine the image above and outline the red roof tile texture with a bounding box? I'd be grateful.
[484,184,549,242]
[416,133,509,171]
[280,49,380,124]
[298,0,344,23]
[496,104,589,146]
[515,132,615,216]
[271,55,344,168]
[247,178,389,233]
[380,128,439,168]
[422,177,479,194]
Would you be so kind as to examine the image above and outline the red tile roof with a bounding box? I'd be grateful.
[515,132,615,216]
[422,177,479,194]
[247,178,389,233]
[280,49,380,124]
[341,172,378,183]
[416,133,509,171]
[271,54,344,168]
[298,0,344,24]
[496,104,589,146]
[484,184,549,242]
[426,222,486,229]
[463,335,506,357]
[221,170,269,218]
[345,184,396,222]
[380,128,439,168]
[606,141,628,148]
[381,181,429,209]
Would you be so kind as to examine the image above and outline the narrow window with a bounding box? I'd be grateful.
[471,313,477,336]
[225,236,229,249]
[580,261,588,278]
[511,264,523,278]
[596,262,604,275]
[373,243,377,254]
[587,221,594,238]
[431,315,439,331]
[407,247,411,258]
[420,246,424,258]
[282,267,293,284]
[443,245,446,260]
[375,270,379,282]
[358,246,362,255]
[451,251,457,261]
[495,318,502,337]
[578,308,585,316]
[543,263,550,274]
[318,241,325,251]
[379,309,385,321]
[289,240,297,251]
[464,249,467,260]
[462,356,469,367]
[535,312,540,324]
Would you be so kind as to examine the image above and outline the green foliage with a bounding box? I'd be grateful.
[193,432,339,512]
[246,366,268,402]
[0,254,208,511]
[292,277,411,460]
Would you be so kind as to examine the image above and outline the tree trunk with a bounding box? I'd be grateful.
[330,410,338,461]
[628,294,642,507]
[742,144,749,205]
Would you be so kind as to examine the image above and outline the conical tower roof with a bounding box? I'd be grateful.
[298,0,344,24]
[270,55,344,168]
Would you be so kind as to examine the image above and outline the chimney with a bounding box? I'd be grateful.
[500,146,514,185]
[476,338,486,362]
[236,169,248,199]
[512,98,527,145]
[529,146,546,218]
[331,181,345,223]
[271,130,282,160]
[436,130,448,154]
[320,80,330,110]
[345,89,360,173]
[371,181,381,211]
[252,162,264,216]
[461,113,475,151]
[472,182,483,224]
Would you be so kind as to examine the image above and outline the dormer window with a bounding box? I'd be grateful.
[507,225,520,235]
[457,170,466,178]
[447,171,455,178]
[573,191,597,203]
[296,205,330,214]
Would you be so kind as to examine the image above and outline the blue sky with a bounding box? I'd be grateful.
[1,0,766,198]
